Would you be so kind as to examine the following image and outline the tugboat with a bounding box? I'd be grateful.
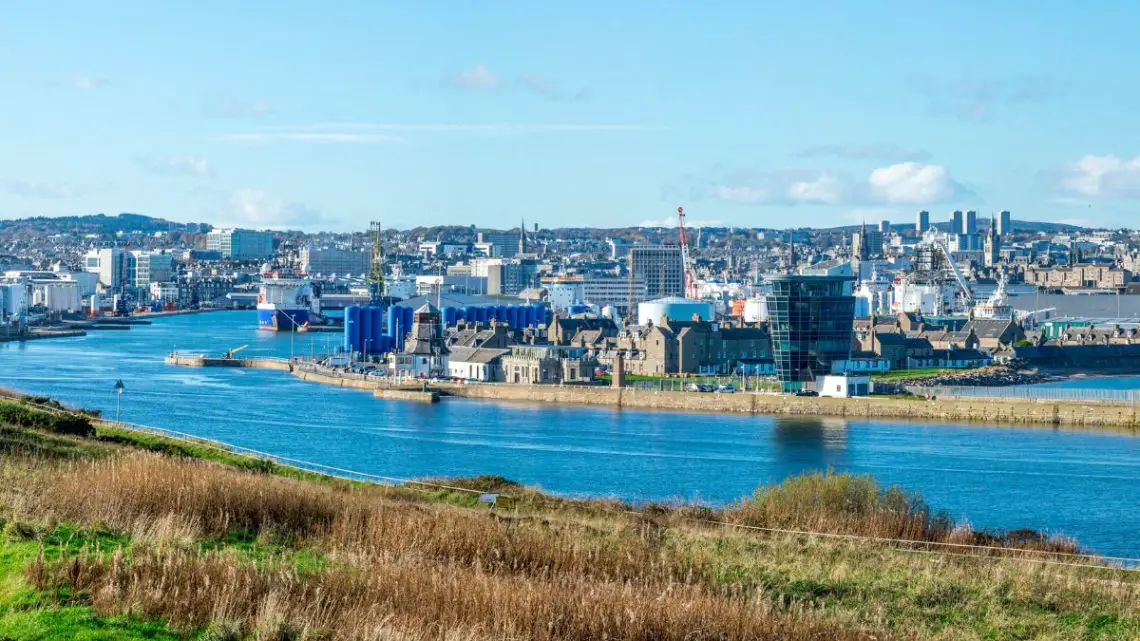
[256,261,321,332]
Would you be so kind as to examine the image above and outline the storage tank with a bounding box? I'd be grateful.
[443,306,457,327]
[636,297,715,326]
[360,304,374,352]
[371,307,384,352]
[345,306,361,353]
[567,304,590,316]
[401,306,414,346]
[386,307,397,340]
[507,305,519,328]
[531,303,547,327]
[464,305,478,324]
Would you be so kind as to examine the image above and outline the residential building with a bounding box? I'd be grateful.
[205,228,274,260]
[916,210,930,233]
[1025,264,1131,289]
[447,346,510,381]
[965,210,977,235]
[475,228,524,258]
[767,275,856,392]
[997,210,1012,237]
[500,345,594,384]
[300,247,370,276]
[629,244,684,299]
[951,210,964,235]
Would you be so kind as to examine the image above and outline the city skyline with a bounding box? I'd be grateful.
[3,2,1140,231]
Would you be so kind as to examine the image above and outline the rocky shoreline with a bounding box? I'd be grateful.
[875,367,1062,393]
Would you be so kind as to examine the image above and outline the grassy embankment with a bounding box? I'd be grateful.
[2,395,1140,640]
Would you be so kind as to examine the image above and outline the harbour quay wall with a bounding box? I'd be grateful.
[374,388,439,403]
[436,383,1140,429]
[164,355,293,371]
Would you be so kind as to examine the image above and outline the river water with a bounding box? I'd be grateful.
[3,311,1140,556]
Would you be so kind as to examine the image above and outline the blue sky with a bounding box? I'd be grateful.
[2,1,1139,231]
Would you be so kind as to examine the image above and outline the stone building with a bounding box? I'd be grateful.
[389,303,449,378]
[500,345,595,385]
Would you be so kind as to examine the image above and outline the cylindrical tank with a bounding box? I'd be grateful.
[386,307,396,339]
[371,307,384,352]
[567,304,589,316]
[505,306,517,327]
[455,307,466,323]
[345,306,361,353]
[465,305,478,324]
[496,305,508,323]
[401,306,414,349]
[636,297,714,326]
[530,303,544,327]
[443,306,457,327]
[360,304,374,353]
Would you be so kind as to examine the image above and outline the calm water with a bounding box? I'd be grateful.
[3,311,1140,556]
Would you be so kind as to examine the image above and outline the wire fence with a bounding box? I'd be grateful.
[909,385,1140,406]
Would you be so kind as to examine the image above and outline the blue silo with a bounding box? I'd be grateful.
[360,304,374,354]
[532,303,547,326]
[464,305,478,324]
[443,306,457,327]
[508,305,521,328]
[345,306,361,353]
[370,307,384,353]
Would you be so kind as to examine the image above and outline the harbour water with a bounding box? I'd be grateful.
[3,311,1140,556]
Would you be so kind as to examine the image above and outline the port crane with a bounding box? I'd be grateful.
[367,220,385,306]
[224,345,249,359]
[677,206,698,299]
[919,230,974,307]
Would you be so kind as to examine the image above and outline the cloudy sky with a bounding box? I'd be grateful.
[1,2,1139,231]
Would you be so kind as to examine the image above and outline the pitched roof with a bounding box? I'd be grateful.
[448,346,509,365]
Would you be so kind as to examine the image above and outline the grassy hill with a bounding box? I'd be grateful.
[1,396,1137,640]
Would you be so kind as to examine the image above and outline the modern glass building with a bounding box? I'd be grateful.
[767,275,856,392]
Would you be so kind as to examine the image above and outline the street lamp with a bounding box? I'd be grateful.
[113,379,125,424]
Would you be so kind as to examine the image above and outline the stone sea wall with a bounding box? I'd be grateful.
[437,383,1140,429]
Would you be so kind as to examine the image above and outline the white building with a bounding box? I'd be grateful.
[206,228,274,260]
[544,279,585,311]
[83,248,128,288]
[817,374,872,398]
[150,282,180,302]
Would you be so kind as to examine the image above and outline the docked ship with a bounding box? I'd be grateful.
[256,262,321,332]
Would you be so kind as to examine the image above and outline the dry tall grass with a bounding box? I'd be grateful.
[19,453,1133,640]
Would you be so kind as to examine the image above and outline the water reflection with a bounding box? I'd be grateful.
[772,417,849,474]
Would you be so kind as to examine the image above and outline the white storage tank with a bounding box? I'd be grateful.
[637,297,715,326]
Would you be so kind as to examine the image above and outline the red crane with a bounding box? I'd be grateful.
[677,206,697,299]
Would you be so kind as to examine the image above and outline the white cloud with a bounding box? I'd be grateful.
[217,189,333,230]
[135,155,213,177]
[866,162,964,205]
[4,180,84,198]
[70,75,107,91]
[1052,154,1140,198]
[223,132,405,144]
[449,64,500,91]
[706,162,971,207]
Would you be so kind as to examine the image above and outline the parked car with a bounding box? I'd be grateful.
[715,384,737,394]
[794,390,818,397]
[685,383,702,392]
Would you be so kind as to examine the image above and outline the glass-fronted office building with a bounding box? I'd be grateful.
[767,275,856,392]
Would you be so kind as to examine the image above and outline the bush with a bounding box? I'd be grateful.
[0,400,95,438]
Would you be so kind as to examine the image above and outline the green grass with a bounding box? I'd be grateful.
[870,367,954,381]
